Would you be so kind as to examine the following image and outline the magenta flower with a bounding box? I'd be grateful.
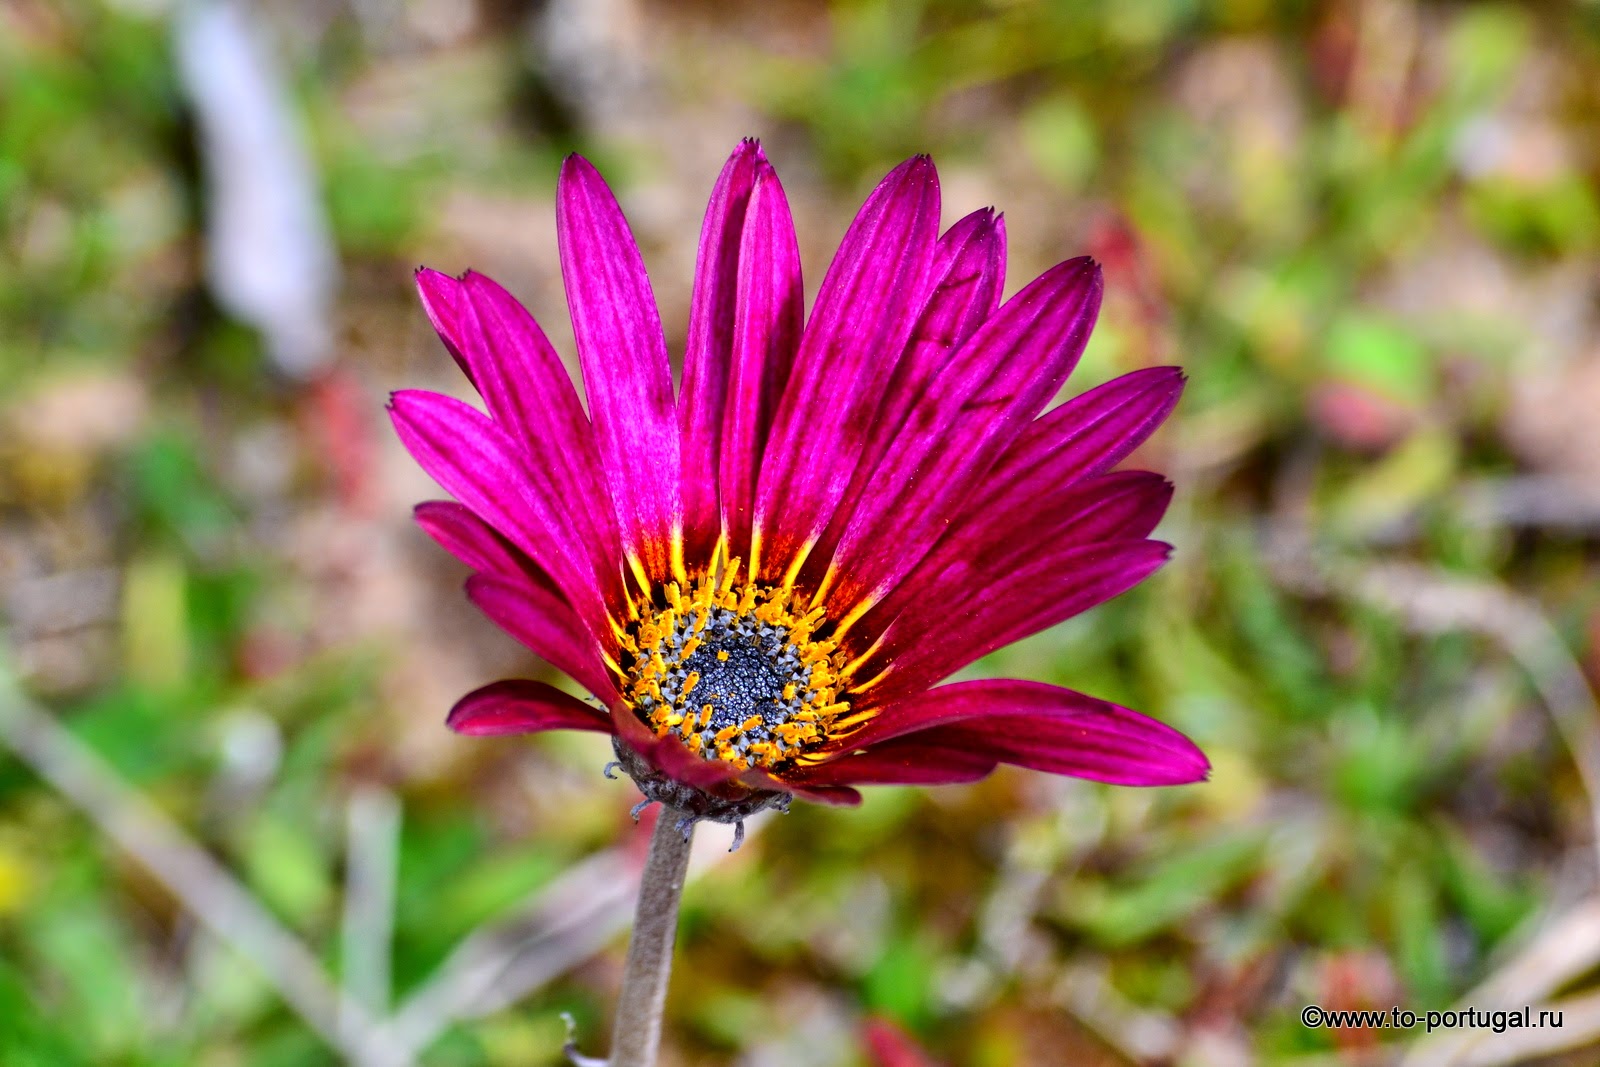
[391,140,1207,838]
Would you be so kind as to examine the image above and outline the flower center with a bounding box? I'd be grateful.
[620,564,850,771]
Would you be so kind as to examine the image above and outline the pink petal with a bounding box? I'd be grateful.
[447,679,614,737]
[556,154,680,583]
[412,500,559,591]
[414,271,622,606]
[465,574,619,705]
[868,208,1008,445]
[822,257,1101,618]
[985,365,1185,500]
[861,470,1171,640]
[751,155,941,584]
[680,140,766,564]
[786,736,996,787]
[608,705,753,793]
[855,539,1172,708]
[608,709,864,806]
[823,680,1208,787]
[387,389,607,639]
[414,266,475,386]
[719,163,804,564]
[790,783,863,806]
[799,207,1006,590]
[458,272,622,592]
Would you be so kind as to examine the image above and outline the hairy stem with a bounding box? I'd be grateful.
[609,808,694,1067]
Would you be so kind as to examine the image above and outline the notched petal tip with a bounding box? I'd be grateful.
[1062,253,1101,279]
[385,387,431,416]
[559,152,603,185]
[872,154,939,197]
[1137,364,1186,392]
[940,205,999,246]
[413,271,477,381]
[414,264,476,284]
[456,269,516,307]
[965,205,999,238]
[557,155,609,204]
[1148,737,1211,786]
[413,265,461,298]
[1012,256,1101,313]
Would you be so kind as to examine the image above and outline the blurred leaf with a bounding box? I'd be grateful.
[477,1010,570,1066]
[241,810,334,927]
[246,1024,338,1067]
[861,928,937,1028]
[125,431,237,551]
[26,898,147,1057]
[688,988,767,1049]
[394,813,491,981]
[1443,5,1534,103]
[322,144,428,255]
[1214,534,1325,717]
[1020,92,1099,190]
[810,784,921,847]
[0,957,91,1066]
[1063,830,1263,946]
[434,847,562,932]
[1437,825,1537,948]
[184,936,277,1041]
[1330,703,1429,817]
[1104,0,1199,48]
[1390,858,1450,1002]
[1322,314,1430,404]
[0,838,38,916]
[68,685,206,785]
[122,551,190,691]
[1329,427,1458,536]
[1466,174,1600,255]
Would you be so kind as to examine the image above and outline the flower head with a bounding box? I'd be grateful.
[391,140,1207,833]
